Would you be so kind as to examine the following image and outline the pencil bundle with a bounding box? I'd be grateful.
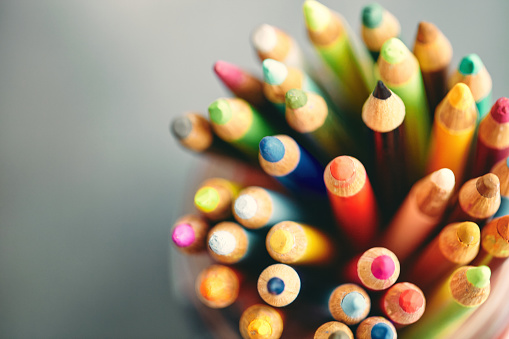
[170,2,509,338]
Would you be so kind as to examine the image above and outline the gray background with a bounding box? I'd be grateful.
[0,0,508,338]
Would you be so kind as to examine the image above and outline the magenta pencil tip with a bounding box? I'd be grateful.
[172,223,196,248]
[490,97,509,123]
[371,255,396,280]
[214,60,243,89]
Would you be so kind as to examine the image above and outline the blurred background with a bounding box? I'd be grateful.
[1,0,508,338]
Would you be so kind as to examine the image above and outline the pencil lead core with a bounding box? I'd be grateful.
[459,53,483,75]
[476,173,500,198]
[371,322,395,339]
[362,3,383,29]
[286,89,308,109]
[373,80,391,100]
[416,21,438,43]
[399,289,424,314]
[262,58,288,85]
[466,266,491,288]
[490,97,509,123]
[259,136,285,162]
[208,99,233,125]
[171,116,193,139]
[457,222,480,246]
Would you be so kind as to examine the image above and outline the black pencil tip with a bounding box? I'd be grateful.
[373,80,391,100]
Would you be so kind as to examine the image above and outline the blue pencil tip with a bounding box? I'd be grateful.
[371,323,394,339]
[259,136,285,162]
[340,292,366,318]
[267,277,285,295]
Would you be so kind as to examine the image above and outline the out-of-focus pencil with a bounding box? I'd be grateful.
[239,304,284,339]
[207,221,260,264]
[196,264,241,309]
[472,216,509,271]
[171,214,210,254]
[381,168,455,261]
[491,156,509,218]
[356,316,397,339]
[413,22,453,114]
[361,3,400,61]
[381,282,426,327]
[314,321,354,339]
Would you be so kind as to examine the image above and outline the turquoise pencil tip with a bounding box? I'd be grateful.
[262,59,288,85]
[362,3,384,28]
[459,54,484,75]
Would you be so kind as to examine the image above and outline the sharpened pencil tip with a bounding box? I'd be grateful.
[371,255,396,280]
[172,223,196,247]
[208,230,237,256]
[234,194,258,220]
[209,99,233,125]
[214,60,243,89]
[171,116,193,139]
[381,38,408,64]
[398,288,424,314]
[490,97,509,123]
[252,24,278,53]
[303,0,330,32]
[262,59,288,85]
[362,3,384,29]
[416,21,438,43]
[286,89,308,109]
[329,330,352,339]
[459,53,483,75]
[371,323,395,339]
[431,168,455,192]
[195,187,220,212]
[457,222,480,246]
[248,319,272,337]
[497,217,509,241]
[341,292,366,318]
[466,266,491,288]
[259,136,285,162]
[476,173,500,198]
[373,80,392,100]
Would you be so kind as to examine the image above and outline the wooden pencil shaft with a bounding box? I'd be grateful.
[239,304,284,339]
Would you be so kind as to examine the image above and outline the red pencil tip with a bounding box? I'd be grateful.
[214,60,244,89]
[399,289,424,314]
[490,97,509,123]
[330,156,356,182]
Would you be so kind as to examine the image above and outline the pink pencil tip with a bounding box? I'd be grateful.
[172,223,196,248]
[490,97,509,123]
[214,60,244,89]
[371,255,395,280]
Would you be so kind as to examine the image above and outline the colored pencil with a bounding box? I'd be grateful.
[447,173,501,225]
[381,282,426,327]
[239,304,284,339]
[196,264,240,309]
[449,53,493,121]
[413,21,453,114]
[472,97,509,177]
[407,221,480,291]
[252,24,306,70]
[361,3,400,61]
[214,60,268,108]
[303,0,374,115]
[353,247,400,291]
[362,80,407,217]
[233,186,303,229]
[381,168,455,261]
[259,134,325,194]
[314,321,354,339]
[171,112,215,152]
[377,37,430,181]
[472,215,509,271]
[208,97,276,158]
[171,214,210,254]
[491,156,509,218]
[261,58,326,113]
[426,83,477,184]
[257,263,301,307]
[400,266,491,339]
[356,316,397,339]
[328,284,371,325]
[265,221,335,265]
[194,177,241,221]
[207,221,260,264]
[285,88,355,160]
[324,156,380,250]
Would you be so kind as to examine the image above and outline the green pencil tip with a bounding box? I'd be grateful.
[208,99,232,125]
[381,38,408,64]
[362,3,384,28]
[466,266,491,288]
[194,187,220,212]
[303,0,330,32]
[459,54,484,75]
[262,59,288,85]
[286,89,308,109]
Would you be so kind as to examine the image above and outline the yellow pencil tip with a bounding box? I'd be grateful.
[457,222,480,246]
[248,319,272,337]
[269,229,295,254]
[447,83,474,110]
[303,0,330,32]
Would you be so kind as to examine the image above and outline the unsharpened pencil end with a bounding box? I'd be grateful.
[416,21,438,43]
[234,194,258,220]
[195,187,220,212]
[214,60,243,88]
[341,291,367,318]
[248,319,272,337]
[373,80,391,100]
[490,97,509,123]
[459,53,483,75]
[476,173,500,198]
[430,168,455,192]
[171,116,193,140]
[371,322,395,339]
[466,266,491,288]
[303,0,330,32]
[447,83,475,110]
[252,24,278,53]
[172,223,196,248]
[262,58,288,85]
[380,38,408,65]
[259,136,285,163]
[362,3,384,29]
[286,88,308,109]
[457,222,480,246]
[398,289,424,314]
[209,99,233,125]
